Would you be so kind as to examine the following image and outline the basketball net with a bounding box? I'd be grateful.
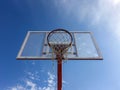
[47,29,73,74]
[50,43,72,63]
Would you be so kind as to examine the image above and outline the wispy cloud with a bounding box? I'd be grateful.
[13,0,120,39]
[26,80,36,90]
[53,0,120,39]
[8,72,56,90]
[10,85,26,90]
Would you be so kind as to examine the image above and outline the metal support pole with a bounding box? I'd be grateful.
[57,58,62,90]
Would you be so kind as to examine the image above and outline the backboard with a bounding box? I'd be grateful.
[16,31,103,60]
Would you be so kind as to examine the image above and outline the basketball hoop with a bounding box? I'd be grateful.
[17,29,103,90]
[47,29,73,62]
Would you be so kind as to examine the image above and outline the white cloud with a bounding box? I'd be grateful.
[26,80,36,90]
[9,85,26,90]
[96,0,120,39]
[112,0,120,6]
[53,0,120,39]
[8,71,69,90]
[13,0,120,39]
[62,80,68,84]
[47,72,55,89]
[25,71,41,81]
[8,72,56,90]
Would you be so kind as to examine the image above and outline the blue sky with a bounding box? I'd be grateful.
[0,0,120,90]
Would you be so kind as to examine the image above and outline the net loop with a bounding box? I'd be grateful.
[47,29,73,63]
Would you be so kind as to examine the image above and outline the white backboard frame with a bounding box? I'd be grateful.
[16,31,103,60]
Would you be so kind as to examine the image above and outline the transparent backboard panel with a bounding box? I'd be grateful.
[17,31,103,60]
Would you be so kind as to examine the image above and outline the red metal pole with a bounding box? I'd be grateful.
[57,58,62,90]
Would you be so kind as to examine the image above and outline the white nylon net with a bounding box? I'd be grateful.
[47,30,73,63]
